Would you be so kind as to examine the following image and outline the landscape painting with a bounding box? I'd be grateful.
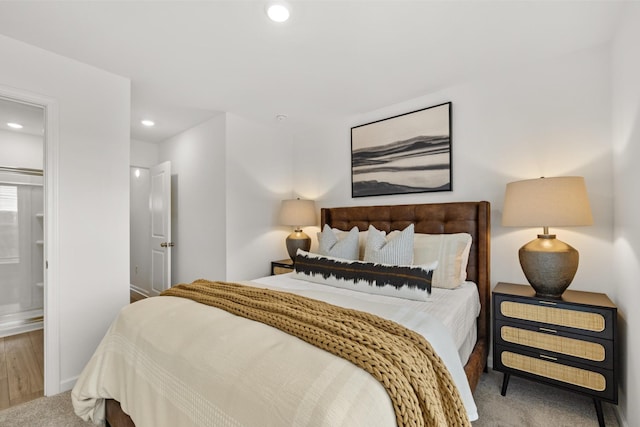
[351,102,452,198]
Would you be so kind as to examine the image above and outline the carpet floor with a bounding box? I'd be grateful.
[0,390,93,427]
[0,369,620,426]
[472,369,619,426]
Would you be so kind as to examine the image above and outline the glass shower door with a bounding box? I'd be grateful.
[0,177,44,337]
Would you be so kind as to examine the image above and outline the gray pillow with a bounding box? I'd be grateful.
[317,224,359,260]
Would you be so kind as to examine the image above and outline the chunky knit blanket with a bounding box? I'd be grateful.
[161,280,470,427]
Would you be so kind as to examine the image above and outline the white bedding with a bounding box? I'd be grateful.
[252,273,481,363]
[72,275,479,426]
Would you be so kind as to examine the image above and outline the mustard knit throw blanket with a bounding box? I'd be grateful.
[161,280,470,427]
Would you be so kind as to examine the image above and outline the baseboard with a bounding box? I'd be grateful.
[0,319,43,339]
[129,285,149,298]
[59,375,78,394]
[613,388,628,427]
[614,406,627,427]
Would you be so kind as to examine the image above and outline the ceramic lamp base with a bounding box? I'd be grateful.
[285,229,311,261]
[519,234,579,298]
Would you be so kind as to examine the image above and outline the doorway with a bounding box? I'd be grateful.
[0,96,45,407]
[130,161,172,298]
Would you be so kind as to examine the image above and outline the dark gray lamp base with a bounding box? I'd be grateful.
[285,229,311,261]
[519,234,579,298]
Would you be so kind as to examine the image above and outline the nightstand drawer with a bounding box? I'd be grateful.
[495,321,614,369]
[271,259,294,275]
[494,346,616,402]
[494,294,615,340]
[273,266,293,275]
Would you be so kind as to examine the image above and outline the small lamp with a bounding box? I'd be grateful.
[279,198,316,261]
[502,176,593,297]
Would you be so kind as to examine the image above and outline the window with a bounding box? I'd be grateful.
[0,185,19,263]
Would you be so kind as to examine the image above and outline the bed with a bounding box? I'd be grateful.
[72,201,490,427]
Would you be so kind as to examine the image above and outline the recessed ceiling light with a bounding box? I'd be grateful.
[7,122,23,129]
[141,120,155,127]
[266,2,290,22]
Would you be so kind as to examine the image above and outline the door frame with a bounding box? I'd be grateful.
[0,85,60,395]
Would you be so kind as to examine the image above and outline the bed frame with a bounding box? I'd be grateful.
[105,201,490,427]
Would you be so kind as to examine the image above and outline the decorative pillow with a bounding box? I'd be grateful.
[316,225,359,260]
[413,233,472,289]
[293,250,437,301]
[329,228,368,260]
[363,224,414,265]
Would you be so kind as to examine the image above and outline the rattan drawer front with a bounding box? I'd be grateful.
[500,301,605,332]
[500,325,605,362]
[501,351,606,392]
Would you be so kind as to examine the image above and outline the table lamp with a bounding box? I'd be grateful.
[502,176,593,297]
[279,198,316,261]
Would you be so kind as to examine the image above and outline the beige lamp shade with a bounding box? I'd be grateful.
[502,176,593,228]
[502,176,593,297]
[279,198,317,228]
[279,198,316,261]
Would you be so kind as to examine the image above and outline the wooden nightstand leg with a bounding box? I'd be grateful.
[500,372,510,396]
[593,398,605,427]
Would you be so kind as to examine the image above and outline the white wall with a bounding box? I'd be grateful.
[159,115,227,284]
[612,3,640,425]
[225,113,293,280]
[0,129,43,169]
[0,34,130,392]
[293,45,614,296]
[130,138,159,168]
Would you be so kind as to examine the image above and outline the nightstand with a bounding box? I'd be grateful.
[493,282,617,427]
[271,259,294,275]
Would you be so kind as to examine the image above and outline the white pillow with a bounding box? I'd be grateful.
[413,233,472,289]
[293,250,437,301]
[316,225,359,260]
[364,224,414,265]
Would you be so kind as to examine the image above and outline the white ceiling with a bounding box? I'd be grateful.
[0,1,627,143]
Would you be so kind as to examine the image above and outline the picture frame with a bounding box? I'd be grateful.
[351,102,452,198]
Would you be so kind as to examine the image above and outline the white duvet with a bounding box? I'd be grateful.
[72,275,479,426]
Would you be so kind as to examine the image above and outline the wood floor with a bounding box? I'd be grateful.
[130,289,147,303]
[0,329,44,410]
[0,291,146,411]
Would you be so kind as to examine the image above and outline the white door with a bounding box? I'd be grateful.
[150,161,172,295]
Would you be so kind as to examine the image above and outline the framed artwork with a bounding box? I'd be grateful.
[351,102,452,198]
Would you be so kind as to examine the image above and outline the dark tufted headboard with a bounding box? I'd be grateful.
[321,201,491,390]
